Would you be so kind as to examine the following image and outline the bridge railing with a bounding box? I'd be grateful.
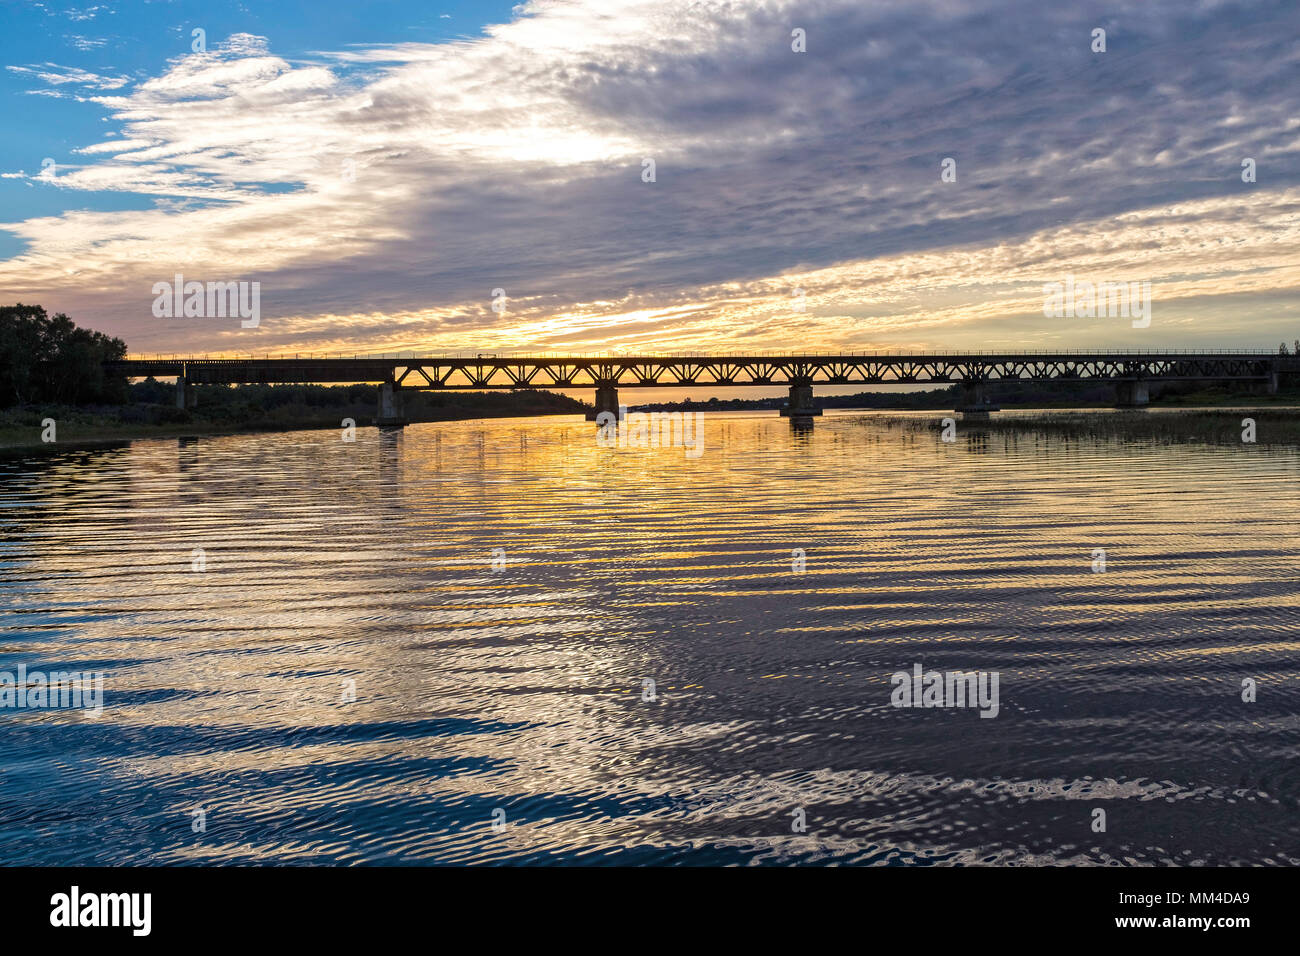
[117,348,1283,362]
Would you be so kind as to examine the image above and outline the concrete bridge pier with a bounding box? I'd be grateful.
[586,384,620,421]
[1115,381,1150,408]
[1252,371,1280,396]
[175,376,197,410]
[956,380,999,420]
[780,383,822,419]
[377,379,408,427]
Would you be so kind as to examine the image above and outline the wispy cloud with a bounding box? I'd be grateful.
[65,5,112,22]
[7,62,130,89]
[65,35,109,51]
[1,0,1297,354]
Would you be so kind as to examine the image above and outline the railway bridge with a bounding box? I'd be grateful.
[105,350,1291,425]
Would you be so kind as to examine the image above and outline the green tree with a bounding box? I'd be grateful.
[0,303,47,404]
[0,303,127,406]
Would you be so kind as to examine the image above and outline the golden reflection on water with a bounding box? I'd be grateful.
[1,410,1298,864]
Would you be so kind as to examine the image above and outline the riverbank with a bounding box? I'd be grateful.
[0,401,586,454]
[1,383,592,454]
[870,407,1300,443]
[8,403,1300,455]
[1,416,334,454]
[632,383,1300,413]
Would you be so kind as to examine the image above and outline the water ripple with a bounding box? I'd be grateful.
[1,411,1297,864]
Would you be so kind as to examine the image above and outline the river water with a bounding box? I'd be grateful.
[1,410,1297,865]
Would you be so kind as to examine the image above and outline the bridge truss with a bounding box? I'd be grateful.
[111,352,1283,389]
[106,351,1291,423]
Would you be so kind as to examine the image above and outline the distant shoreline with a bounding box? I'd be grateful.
[871,406,1300,444]
[5,400,1299,455]
[0,407,578,455]
[630,387,1300,414]
[0,382,590,454]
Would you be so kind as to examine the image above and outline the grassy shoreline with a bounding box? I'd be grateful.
[5,403,1300,454]
[860,407,1300,444]
[0,406,582,455]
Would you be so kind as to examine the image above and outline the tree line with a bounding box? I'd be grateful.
[0,304,127,406]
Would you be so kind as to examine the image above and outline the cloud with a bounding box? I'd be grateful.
[66,35,110,52]
[65,5,112,22]
[1,0,1298,355]
[6,63,131,89]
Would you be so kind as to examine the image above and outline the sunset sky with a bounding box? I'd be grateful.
[1,0,1298,358]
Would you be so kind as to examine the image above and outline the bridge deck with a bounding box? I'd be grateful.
[106,351,1292,389]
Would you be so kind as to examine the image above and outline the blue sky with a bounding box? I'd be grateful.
[1,0,1298,356]
[0,1,516,231]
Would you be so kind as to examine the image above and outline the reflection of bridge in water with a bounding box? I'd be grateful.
[107,351,1294,426]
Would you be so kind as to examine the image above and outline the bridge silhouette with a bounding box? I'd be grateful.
[107,350,1292,425]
